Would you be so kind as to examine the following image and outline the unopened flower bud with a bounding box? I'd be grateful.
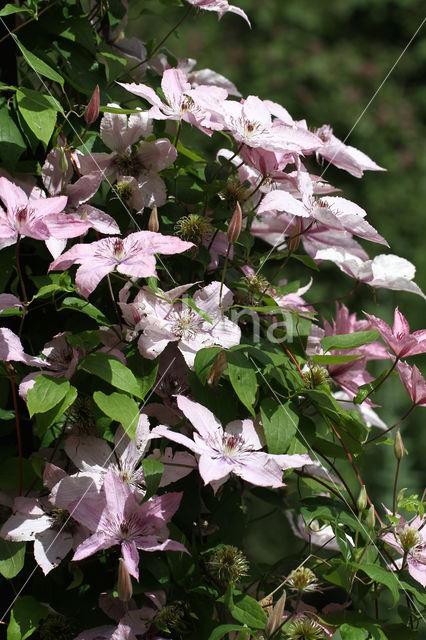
[394,430,405,461]
[365,504,376,530]
[357,485,368,512]
[227,201,242,245]
[288,218,302,254]
[148,205,159,233]
[58,147,68,174]
[207,351,227,387]
[85,85,100,125]
[265,589,286,638]
[117,558,132,602]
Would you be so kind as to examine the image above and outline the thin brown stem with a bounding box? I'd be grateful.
[219,243,232,309]
[294,470,350,507]
[393,459,401,516]
[6,365,23,496]
[365,403,415,445]
[361,357,400,404]
[125,5,193,76]
[15,235,28,337]
[106,274,122,331]
[313,447,357,510]
[0,2,59,46]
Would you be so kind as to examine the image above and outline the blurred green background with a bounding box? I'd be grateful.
[133,0,426,504]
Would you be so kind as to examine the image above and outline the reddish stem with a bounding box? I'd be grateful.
[280,343,306,381]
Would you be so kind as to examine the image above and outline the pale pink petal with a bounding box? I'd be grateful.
[0,328,28,363]
[0,512,53,541]
[65,435,112,472]
[43,463,67,490]
[236,456,284,487]
[121,539,140,580]
[72,532,113,560]
[34,528,73,575]
[75,261,115,298]
[0,176,28,212]
[198,454,231,485]
[176,395,222,439]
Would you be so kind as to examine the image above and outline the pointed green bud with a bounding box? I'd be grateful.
[357,485,368,512]
[365,504,376,530]
[394,430,405,461]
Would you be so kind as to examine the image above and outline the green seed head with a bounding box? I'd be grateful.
[208,545,249,584]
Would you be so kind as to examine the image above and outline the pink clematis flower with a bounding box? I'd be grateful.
[77,106,176,210]
[364,307,426,359]
[185,0,251,26]
[306,304,388,400]
[381,513,426,587]
[41,156,120,257]
[257,176,388,247]
[51,415,150,507]
[397,361,426,407]
[0,176,83,249]
[123,281,241,369]
[0,465,88,575]
[19,332,80,400]
[71,468,187,580]
[119,68,227,135]
[48,232,193,298]
[222,96,321,154]
[315,249,426,299]
[152,395,311,492]
[315,124,386,178]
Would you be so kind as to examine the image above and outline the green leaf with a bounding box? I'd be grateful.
[399,580,426,606]
[229,594,267,629]
[291,253,320,270]
[339,624,369,640]
[0,407,15,421]
[14,36,64,87]
[176,140,206,163]
[142,458,164,500]
[194,347,222,385]
[227,350,258,416]
[27,376,70,417]
[355,563,400,606]
[208,625,247,640]
[7,596,48,640]
[59,296,112,326]
[353,368,394,404]
[0,540,26,579]
[0,5,32,17]
[260,398,298,454]
[93,391,140,439]
[16,88,58,147]
[81,352,145,399]
[0,107,26,171]
[312,354,361,365]
[321,330,379,353]
[35,385,78,436]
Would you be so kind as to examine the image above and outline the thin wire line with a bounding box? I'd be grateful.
[249,357,425,623]
[0,356,176,622]
[253,14,426,276]
[319,15,426,180]
[0,19,177,285]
